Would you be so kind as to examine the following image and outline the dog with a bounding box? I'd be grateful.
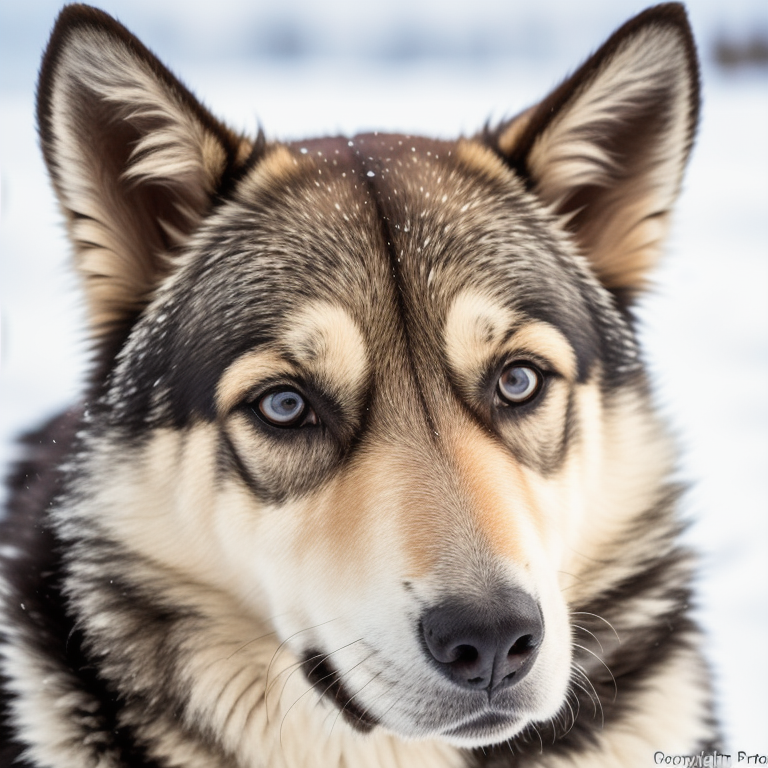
[0,3,722,766]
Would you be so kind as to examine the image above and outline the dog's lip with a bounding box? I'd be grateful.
[440,708,521,739]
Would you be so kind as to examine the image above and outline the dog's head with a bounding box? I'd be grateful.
[40,3,698,750]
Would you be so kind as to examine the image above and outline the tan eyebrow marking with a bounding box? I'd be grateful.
[216,302,369,415]
[216,351,295,414]
[505,324,577,381]
[444,289,577,385]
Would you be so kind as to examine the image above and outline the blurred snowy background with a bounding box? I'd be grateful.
[1,0,766,755]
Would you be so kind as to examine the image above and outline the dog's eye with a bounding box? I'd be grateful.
[257,388,317,427]
[497,364,542,405]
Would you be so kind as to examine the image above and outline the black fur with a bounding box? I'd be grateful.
[0,410,161,767]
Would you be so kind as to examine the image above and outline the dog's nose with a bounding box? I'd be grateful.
[421,589,543,694]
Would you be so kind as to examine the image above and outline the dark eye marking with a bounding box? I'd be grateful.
[496,363,543,406]
[256,387,319,428]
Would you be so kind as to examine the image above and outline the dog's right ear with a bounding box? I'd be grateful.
[37,4,254,348]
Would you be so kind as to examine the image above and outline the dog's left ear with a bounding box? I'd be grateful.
[493,3,699,302]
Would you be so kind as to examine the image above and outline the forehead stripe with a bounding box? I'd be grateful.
[352,139,446,441]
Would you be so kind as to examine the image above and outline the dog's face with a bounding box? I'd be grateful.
[39,4,699,750]
[91,135,589,744]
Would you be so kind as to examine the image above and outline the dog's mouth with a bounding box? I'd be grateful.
[440,709,521,741]
[301,648,530,743]
[301,649,379,733]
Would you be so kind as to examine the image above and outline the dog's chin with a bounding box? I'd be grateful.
[374,706,532,750]
[434,710,529,748]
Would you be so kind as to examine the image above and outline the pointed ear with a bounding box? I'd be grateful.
[37,4,254,344]
[492,3,700,302]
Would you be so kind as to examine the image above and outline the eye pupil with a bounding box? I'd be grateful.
[259,389,306,425]
[498,365,541,404]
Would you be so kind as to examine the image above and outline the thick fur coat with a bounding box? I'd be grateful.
[1,4,720,766]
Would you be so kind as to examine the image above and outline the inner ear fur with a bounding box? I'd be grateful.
[37,4,254,344]
[491,3,700,301]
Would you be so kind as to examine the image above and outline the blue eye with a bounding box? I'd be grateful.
[497,364,542,405]
[258,388,312,427]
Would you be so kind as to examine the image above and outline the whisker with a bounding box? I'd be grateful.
[317,650,373,720]
[225,629,279,662]
[558,569,586,586]
[560,696,576,737]
[366,691,399,728]
[571,611,621,644]
[240,648,333,736]
[574,649,619,724]
[572,623,605,654]
[571,677,603,726]
[566,548,611,565]
[264,655,308,698]
[220,672,266,736]
[572,667,598,707]
[531,723,544,753]
[572,642,617,703]
[264,618,341,723]
[328,668,382,736]
[278,639,364,746]
[564,687,581,736]
[279,667,337,748]
[265,654,319,723]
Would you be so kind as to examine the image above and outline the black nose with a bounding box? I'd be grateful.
[421,589,543,694]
